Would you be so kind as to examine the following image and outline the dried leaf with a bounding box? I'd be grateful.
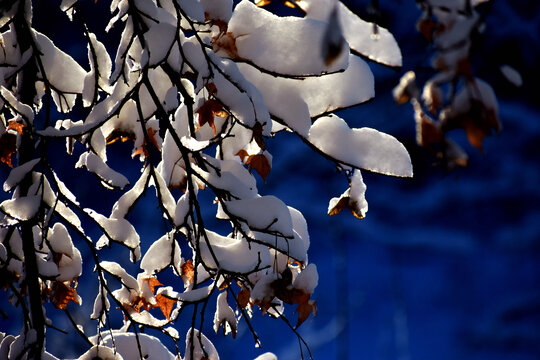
[237,288,250,309]
[328,196,348,216]
[236,149,249,162]
[295,300,316,328]
[7,120,24,135]
[256,0,272,7]
[196,99,227,135]
[106,130,136,145]
[51,281,80,310]
[212,32,240,59]
[0,132,17,168]
[245,154,271,181]
[181,260,195,285]
[155,293,176,320]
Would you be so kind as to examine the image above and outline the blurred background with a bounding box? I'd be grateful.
[1,1,539,359]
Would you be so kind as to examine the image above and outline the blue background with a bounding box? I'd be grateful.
[1,1,539,359]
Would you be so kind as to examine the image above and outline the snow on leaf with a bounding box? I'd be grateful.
[100,261,139,290]
[308,115,413,177]
[185,328,220,360]
[34,30,86,112]
[3,158,40,192]
[111,166,150,219]
[253,353,278,360]
[140,234,181,275]
[228,0,348,76]
[87,211,140,255]
[237,54,374,119]
[300,0,403,67]
[0,195,40,221]
[76,345,124,360]
[199,230,270,273]
[224,196,293,237]
[214,291,237,338]
[0,87,34,123]
[90,286,110,321]
[90,331,176,360]
[76,151,129,190]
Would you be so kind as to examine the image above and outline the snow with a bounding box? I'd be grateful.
[90,286,110,321]
[0,195,41,221]
[34,30,86,112]
[100,261,139,290]
[500,65,523,87]
[82,33,112,107]
[86,210,140,256]
[308,115,413,177]
[3,159,40,192]
[222,196,294,237]
[76,345,124,360]
[198,229,270,273]
[292,263,318,294]
[140,234,182,275]
[89,331,175,360]
[214,291,237,337]
[76,152,130,190]
[200,0,232,21]
[253,353,277,360]
[160,284,213,303]
[184,328,220,360]
[237,54,374,120]
[0,86,34,123]
[228,0,349,76]
[196,157,258,200]
[111,167,150,219]
[175,190,190,227]
[299,0,402,67]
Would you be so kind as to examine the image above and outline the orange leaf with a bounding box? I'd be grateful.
[328,196,348,216]
[245,154,271,181]
[256,0,272,6]
[51,281,80,310]
[295,300,316,328]
[7,120,24,135]
[145,277,162,294]
[237,288,251,309]
[106,130,136,145]
[155,293,176,320]
[205,82,218,97]
[196,99,225,135]
[181,260,195,285]
[0,132,17,168]
[236,149,249,162]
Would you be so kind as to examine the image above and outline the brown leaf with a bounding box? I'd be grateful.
[51,281,80,310]
[237,288,251,309]
[212,32,240,59]
[205,82,218,97]
[181,260,195,285]
[196,99,227,135]
[106,130,136,145]
[155,293,176,320]
[245,154,271,181]
[252,122,266,150]
[328,196,348,216]
[0,132,17,168]
[236,149,249,162]
[7,120,24,135]
[295,300,316,328]
[256,0,272,6]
